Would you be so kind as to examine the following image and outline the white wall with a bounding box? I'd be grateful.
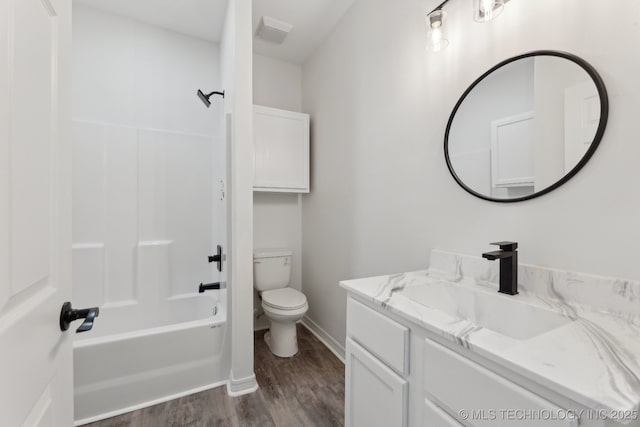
[73,6,222,135]
[252,54,303,330]
[301,0,640,353]
[253,54,302,111]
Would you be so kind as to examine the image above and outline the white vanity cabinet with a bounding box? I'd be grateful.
[346,298,410,427]
[345,295,624,427]
[252,105,310,193]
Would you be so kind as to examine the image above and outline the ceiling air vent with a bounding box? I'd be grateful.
[256,16,293,44]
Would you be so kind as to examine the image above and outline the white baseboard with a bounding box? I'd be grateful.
[226,373,259,396]
[74,380,227,426]
[300,316,345,363]
[254,323,269,332]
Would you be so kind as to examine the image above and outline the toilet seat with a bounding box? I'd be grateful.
[262,288,307,310]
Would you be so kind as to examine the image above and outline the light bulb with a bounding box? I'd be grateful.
[427,10,449,52]
[480,0,493,14]
[474,0,504,22]
[430,25,447,52]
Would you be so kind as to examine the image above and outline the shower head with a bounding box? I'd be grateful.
[197,89,225,108]
[197,89,212,107]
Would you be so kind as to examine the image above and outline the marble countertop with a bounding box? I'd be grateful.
[339,252,640,420]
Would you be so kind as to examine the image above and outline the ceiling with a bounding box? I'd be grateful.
[73,0,229,43]
[73,0,356,64]
[252,0,357,64]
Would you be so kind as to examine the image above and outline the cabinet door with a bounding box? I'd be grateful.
[423,398,463,427]
[346,338,408,427]
[253,105,309,192]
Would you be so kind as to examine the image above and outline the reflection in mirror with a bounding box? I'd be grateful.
[445,52,607,202]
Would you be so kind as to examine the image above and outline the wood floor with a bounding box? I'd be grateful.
[85,325,345,427]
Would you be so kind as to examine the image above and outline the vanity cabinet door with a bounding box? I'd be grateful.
[423,398,463,427]
[346,338,408,427]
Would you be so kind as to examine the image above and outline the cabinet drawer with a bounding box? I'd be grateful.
[423,339,577,427]
[423,398,463,427]
[347,298,409,374]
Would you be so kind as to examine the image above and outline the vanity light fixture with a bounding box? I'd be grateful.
[427,9,449,52]
[426,0,509,52]
[473,0,505,22]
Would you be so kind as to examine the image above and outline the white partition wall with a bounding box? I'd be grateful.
[221,0,259,396]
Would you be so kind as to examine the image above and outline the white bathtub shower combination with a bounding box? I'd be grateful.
[71,6,229,425]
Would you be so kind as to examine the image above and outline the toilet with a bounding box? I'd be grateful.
[253,249,308,357]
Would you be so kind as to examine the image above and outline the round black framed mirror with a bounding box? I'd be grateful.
[444,50,609,203]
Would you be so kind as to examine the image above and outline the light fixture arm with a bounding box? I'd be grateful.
[426,0,510,52]
[428,0,451,16]
[428,0,510,18]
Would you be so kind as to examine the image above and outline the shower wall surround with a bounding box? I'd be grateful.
[72,4,225,322]
[72,123,220,316]
[301,0,640,356]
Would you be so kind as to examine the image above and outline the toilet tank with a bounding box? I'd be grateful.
[253,249,293,292]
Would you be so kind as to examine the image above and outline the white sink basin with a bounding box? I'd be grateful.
[401,281,574,340]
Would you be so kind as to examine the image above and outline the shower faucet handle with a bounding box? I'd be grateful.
[208,245,224,272]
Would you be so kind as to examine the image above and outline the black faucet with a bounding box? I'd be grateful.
[482,242,518,295]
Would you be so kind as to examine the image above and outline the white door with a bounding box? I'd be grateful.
[564,81,600,172]
[345,338,408,427]
[0,0,74,425]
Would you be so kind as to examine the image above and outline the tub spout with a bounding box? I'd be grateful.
[199,282,226,293]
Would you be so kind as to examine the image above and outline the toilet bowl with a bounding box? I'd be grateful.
[261,288,308,357]
[254,249,308,357]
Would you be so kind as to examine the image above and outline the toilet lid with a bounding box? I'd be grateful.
[262,288,307,310]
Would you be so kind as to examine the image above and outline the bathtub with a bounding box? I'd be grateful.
[73,292,229,425]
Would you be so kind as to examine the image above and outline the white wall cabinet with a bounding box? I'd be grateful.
[345,295,626,427]
[491,111,535,189]
[253,105,310,193]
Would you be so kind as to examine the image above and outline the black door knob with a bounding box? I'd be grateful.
[60,302,100,333]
